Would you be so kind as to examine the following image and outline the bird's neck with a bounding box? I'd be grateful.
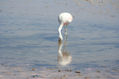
[58,23,64,40]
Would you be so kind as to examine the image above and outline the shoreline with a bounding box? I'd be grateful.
[0,64,119,79]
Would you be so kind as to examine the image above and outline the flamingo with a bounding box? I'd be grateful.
[58,12,73,40]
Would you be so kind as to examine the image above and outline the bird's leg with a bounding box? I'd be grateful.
[63,26,68,54]
[64,26,68,36]
[64,26,68,41]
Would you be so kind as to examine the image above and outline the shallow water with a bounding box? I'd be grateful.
[0,0,119,79]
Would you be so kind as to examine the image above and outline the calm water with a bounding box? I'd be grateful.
[0,0,119,73]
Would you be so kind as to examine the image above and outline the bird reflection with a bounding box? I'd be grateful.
[57,33,72,71]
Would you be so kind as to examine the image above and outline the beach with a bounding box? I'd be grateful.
[0,64,119,79]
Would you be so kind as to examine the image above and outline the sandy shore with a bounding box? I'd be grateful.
[0,64,119,79]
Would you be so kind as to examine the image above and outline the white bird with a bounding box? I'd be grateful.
[58,12,73,40]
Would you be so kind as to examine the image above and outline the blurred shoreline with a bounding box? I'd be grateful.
[0,63,119,79]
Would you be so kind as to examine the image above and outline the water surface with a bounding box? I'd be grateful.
[0,0,119,78]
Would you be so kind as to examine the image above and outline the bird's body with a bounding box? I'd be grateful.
[58,12,73,40]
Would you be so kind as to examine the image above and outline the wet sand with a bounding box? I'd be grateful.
[0,64,119,79]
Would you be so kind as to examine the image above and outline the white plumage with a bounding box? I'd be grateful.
[58,12,73,40]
